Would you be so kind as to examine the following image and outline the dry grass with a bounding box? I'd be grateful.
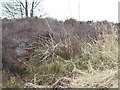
[80,23,118,71]
[2,19,118,88]
[22,22,118,88]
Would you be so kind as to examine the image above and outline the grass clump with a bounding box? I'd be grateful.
[80,24,118,70]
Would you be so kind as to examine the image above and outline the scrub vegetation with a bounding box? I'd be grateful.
[2,18,118,89]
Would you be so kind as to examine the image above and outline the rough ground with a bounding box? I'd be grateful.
[25,69,118,88]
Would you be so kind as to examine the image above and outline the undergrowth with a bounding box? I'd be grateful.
[3,23,118,88]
